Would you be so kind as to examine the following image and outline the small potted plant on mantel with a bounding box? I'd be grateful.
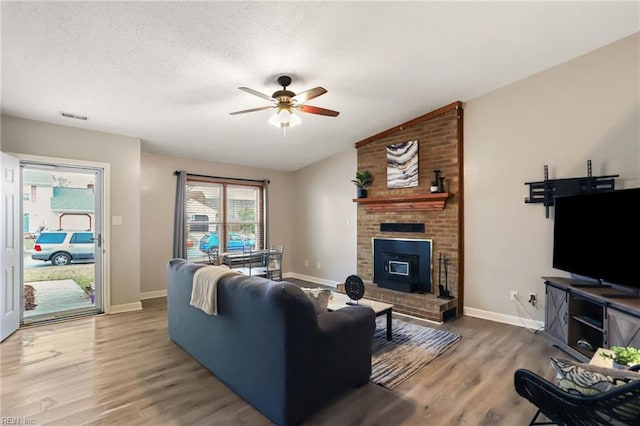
[601,346,640,369]
[352,170,373,198]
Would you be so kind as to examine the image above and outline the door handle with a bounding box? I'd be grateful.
[92,234,102,247]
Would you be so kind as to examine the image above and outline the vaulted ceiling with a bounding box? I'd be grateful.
[2,2,638,171]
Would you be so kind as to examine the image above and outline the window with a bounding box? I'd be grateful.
[185,178,265,262]
[35,233,66,244]
[188,214,210,232]
[70,232,94,244]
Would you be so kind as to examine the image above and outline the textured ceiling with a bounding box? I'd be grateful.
[2,2,638,171]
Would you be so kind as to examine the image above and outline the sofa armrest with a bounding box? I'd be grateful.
[317,305,376,340]
[315,305,376,379]
[283,305,376,424]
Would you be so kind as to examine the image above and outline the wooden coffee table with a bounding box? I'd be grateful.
[328,292,394,341]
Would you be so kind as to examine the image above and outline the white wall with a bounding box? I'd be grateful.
[140,152,294,295]
[1,115,142,308]
[463,33,640,326]
[290,148,357,285]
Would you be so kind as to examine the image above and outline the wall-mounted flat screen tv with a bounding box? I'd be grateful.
[553,188,640,290]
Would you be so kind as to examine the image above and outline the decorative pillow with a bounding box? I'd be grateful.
[550,357,640,396]
[573,362,640,381]
[300,288,333,314]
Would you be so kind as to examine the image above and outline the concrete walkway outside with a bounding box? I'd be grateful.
[24,279,94,318]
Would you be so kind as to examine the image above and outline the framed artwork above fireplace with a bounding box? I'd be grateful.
[386,140,418,188]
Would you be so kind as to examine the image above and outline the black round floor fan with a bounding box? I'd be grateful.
[344,275,365,305]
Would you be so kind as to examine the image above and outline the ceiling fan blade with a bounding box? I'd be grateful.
[229,105,275,115]
[296,105,340,117]
[238,87,274,101]
[292,87,327,103]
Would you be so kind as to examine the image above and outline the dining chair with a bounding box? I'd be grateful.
[232,246,268,277]
[207,248,219,265]
[265,246,284,281]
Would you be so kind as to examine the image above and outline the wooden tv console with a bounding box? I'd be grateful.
[543,276,640,362]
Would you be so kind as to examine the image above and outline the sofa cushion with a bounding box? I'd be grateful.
[300,287,332,314]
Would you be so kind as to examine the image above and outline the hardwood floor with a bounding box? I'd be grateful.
[1,283,566,425]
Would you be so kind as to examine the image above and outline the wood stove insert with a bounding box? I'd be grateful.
[373,238,431,293]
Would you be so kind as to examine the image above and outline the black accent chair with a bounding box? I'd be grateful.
[514,368,640,425]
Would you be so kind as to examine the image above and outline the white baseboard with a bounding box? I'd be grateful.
[140,290,167,300]
[464,306,544,330]
[284,272,339,288]
[108,301,143,314]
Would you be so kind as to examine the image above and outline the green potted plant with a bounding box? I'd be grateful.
[600,346,640,368]
[352,170,373,198]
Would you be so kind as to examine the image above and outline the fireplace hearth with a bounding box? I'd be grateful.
[373,238,431,293]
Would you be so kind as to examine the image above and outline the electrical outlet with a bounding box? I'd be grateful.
[316,262,321,270]
[304,260,308,268]
[510,290,519,302]
[529,292,537,306]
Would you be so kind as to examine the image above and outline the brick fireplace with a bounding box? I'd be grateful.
[348,101,464,321]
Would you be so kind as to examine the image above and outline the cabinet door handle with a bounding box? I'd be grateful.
[564,312,568,324]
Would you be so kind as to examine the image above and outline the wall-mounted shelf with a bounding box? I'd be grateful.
[352,193,450,212]
[524,161,618,218]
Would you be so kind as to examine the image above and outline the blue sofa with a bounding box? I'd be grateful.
[167,259,376,425]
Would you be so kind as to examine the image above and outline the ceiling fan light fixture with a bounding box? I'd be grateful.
[269,107,300,128]
[232,75,338,128]
[269,112,284,128]
[289,112,301,127]
[279,108,291,124]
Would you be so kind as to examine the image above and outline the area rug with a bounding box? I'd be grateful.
[371,317,461,389]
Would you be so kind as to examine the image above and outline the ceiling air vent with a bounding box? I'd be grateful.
[60,112,88,120]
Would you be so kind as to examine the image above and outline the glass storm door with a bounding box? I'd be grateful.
[21,162,104,323]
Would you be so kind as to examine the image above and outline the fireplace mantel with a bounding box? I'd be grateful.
[352,193,450,212]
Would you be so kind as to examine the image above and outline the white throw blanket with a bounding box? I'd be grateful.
[190,266,241,315]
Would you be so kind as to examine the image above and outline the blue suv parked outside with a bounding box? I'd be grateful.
[199,232,256,254]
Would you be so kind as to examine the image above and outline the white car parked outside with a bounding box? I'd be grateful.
[31,231,95,266]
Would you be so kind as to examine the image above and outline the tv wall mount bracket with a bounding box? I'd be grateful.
[524,160,618,218]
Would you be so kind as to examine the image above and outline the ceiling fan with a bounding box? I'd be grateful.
[230,75,339,128]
